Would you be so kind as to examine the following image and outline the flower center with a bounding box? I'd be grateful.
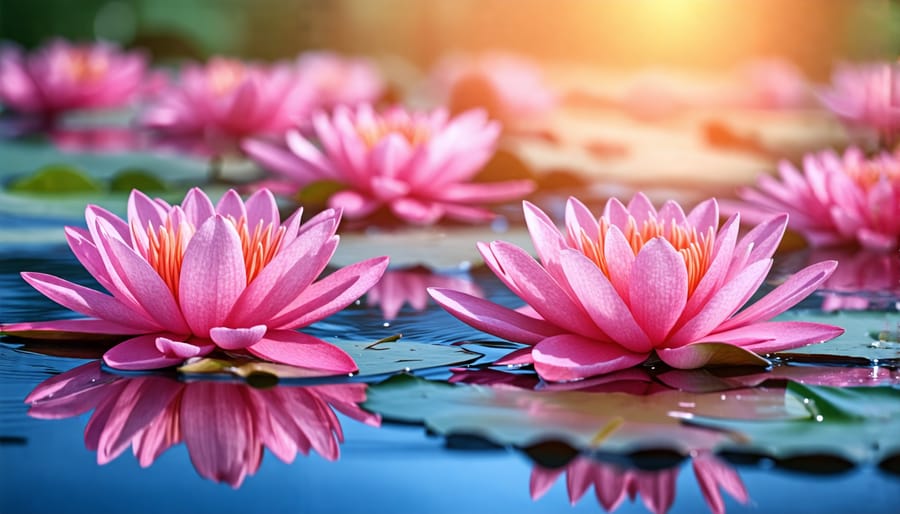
[580,217,715,296]
[138,215,285,299]
[66,49,108,83]
[845,158,900,191]
[208,59,246,96]
[356,117,431,149]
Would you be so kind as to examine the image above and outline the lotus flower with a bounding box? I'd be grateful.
[728,147,900,251]
[731,58,810,110]
[139,57,311,156]
[295,51,385,112]
[431,52,556,127]
[0,187,389,373]
[818,61,900,146]
[367,267,483,320]
[530,453,748,514]
[0,39,148,128]
[429,194,843,382]
[25,361,380,488]
[243,105,535,224]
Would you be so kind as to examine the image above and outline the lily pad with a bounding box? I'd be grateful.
[363,374,800,455]
[7,164,104,194]
[109,168,169,192]
[774,311,900,365]
[178,337,482,381]
[688,382,900,464]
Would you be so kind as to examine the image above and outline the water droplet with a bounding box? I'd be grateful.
[678,402,696,408]
[803,398,810,404]
[403,367,411,372]
[815,415,824,422]
[382,322,391,328]
[90,378,96,383]
[720,394,727,400]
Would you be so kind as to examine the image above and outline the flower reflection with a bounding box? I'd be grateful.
[368,267,483,320]
[530,454,747,514]
[25,361,380,488]
[774,247,900,312]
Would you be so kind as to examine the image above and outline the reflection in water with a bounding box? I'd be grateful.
[367,267,482,320]
[775,248,900,312]
[530,453,748,514]
[25,361,380,487]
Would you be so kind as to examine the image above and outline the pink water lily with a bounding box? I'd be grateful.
[727,147,900,251]
[244,104,534,225]
[26,361,380,488]
[0,39,148,128]
[818,61,900,146]
[139,57,311,156]
[429,194,843,382]
[530,453,748,514]
[0,187,388,373]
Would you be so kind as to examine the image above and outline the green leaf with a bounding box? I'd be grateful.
[687,383,900,464]
[295,180,344,206]
[8,164,104,194]
[363,375,800,454]
[109,168,169,192]
[178,338,482,381]
[775,311,900,365]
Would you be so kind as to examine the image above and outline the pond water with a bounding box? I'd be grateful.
[1,241,898,514]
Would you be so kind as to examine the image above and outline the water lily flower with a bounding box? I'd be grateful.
[295,50,385,112]
[728,147,900,251]
[367,267,483,320]
[731,58,810,110]
[431,52,556,128]
[0,187,388,373]
[244,104,535,225]
[139,57,311,156]
[429,194,843,381]
[818,61,900,146]
[530,453,748,514]
[25,361,380,488]
[0,39,148,128]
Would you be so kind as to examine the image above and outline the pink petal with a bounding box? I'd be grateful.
[329,190,381,219]
[686,198,719,234]
[494,347,535,366]
[390,198,444,225]
[693,454,749,514]
[566,197,601,243]
[716,260,837,332]
[533,334,648,382]
[530,467,564,500]
[683,215,739,320]
[21,272,159,330]
[369,133,413,178]
[103,334,191,370]
[489,241,606,339]
[180,187,216,227]
[179,216,246,336]
[712,321,844,354]
[215,189,248,220]
[126,190,168,244]
[656,342,770,369]
[440,180,536,203]
[602,225,636,298]
[269,256,389,328]
[438,203,497,223]
[210,325,267,350]
[657,199,687,224]
[603,197,631,229]
[285,130,336,177]
[523,200,567,276]
[626,193,657,225]
[243,188,280,229]
[243,138,314,184]
[559,249,652,353]
[629,239,688,342]
[428,287,563,344]
[1,318,147,338]
[669,259,772,346]
[247,330,356,373]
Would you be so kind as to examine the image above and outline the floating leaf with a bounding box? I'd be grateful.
[109,168,169,192]
[775,311,900,365]
[294,180,345,207]
[688,382,900,464]
[178,338,482,381]
[363,375,799,455]
[7,164,103,194]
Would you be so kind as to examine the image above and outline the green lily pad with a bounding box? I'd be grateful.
[295,180,344,207]
[7,164,104,194]
[775,311,900,365]
[109,168,169,192]
[688,382,900,464]
[363,375,800,454]
[178,337,482,381]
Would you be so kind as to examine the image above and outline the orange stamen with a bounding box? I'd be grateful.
[581,217,715,296]
[356,117,431,149]
[66,49,108,83]
[845,160,900,190]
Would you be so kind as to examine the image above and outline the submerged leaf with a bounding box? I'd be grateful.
[109,168,168,192]
[8,164,103,194]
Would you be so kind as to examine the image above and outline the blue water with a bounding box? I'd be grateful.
[1,244,899,514]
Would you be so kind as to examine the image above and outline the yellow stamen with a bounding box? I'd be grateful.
[66,49,108,83]
[208,59,246,96]
[356,117,430,149]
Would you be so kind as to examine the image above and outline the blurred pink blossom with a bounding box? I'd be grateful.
[140,57,311,156]
[244,104,534,225]
[25,361,380,488]
[368,267,483,320]
[0,39,148,128]
[728,147,900,251]
[430,194,842,382]
[818,61,900,146]
[295,50,385,112]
